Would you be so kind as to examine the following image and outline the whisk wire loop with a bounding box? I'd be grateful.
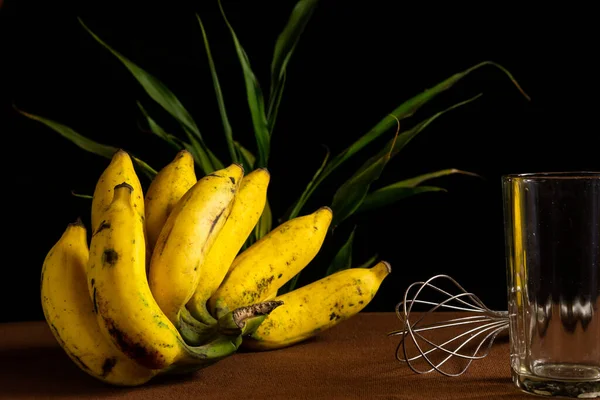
[390,274,509,377]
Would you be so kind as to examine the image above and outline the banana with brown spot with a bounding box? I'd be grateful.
[88,182,250,370]
[91,149,145,233]
[148,163,243,328]
[187,167,270,325]
[41,219,158,386]
[208,206,332,319]
[242,261,392,351]
[144,150,197,255]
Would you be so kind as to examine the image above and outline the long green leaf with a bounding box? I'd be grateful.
[325,226,356,276]
[131,156,158,180]
[17,107,118,158]
[234,140,256,172]
[218,1,270,168]
[286,61,530,219]
[282,145,330,224]
[197,13,237,164]
[254,198,273,242]
[356,254,379,270]
[136,101,182,151]
[360,186,446,213]
[71,191,93,200]
[355,94,483,175]
[268,0,318,132]
[329,129,398,228]
[358,169,480,213]
[181,127,222,174]
[78,18,219,173]
[17,107,158,178]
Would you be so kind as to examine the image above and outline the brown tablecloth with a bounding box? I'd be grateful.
[0,312,528,400]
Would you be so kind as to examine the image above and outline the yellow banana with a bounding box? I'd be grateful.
[209,206,333,319]
[243,261,392,351]
[144,149,197,255]
[41,219,157,386]
[91,149,144,232]
[148,163,243,328]
[187,167,270,325]
[88,182,262,370]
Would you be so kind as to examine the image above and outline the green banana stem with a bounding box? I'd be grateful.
[177,308,218,346]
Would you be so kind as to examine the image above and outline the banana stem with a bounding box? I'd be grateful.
[219,301,284,336]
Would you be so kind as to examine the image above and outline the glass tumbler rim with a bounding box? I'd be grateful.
[502,171,600,182]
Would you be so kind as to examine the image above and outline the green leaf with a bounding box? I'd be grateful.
[131,155,158,180]
[234,140,256,172]
[268,0,319,132]
[218,1,270,168]
[16,107,118,158]
[17,107,158,179]
[197,13,237,164]
[361,186,446,213]
[136,102,182,151]
[78,18,220,173]
[356,94,483,175]
[325,226,356,276]
[71,191,93,200]
[355,254,379,270]
[286,61,529,219]
[329,126,399,228]
[358,169,480,213]
[283,145,330,222]
[254,198,272,241]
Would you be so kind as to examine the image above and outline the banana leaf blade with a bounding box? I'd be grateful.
[329,130,398,228]
[234,141,256,172]
[359,186,446,213]
[137,101,182,151]
[356,94,483,176]
[16,107,157,179]
[71,191,93,199]
[355,254,379,270]
[286,61,529,219]
[254,198,273,242]
[197,14,238,164]
[268,0,318,131]
[78,18,219,173]
[358,169,481,213]
[285,145,330,221]
[218,1,270,168]
[325,226,356,276]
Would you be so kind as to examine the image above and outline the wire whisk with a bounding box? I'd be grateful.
[388,274,509,377]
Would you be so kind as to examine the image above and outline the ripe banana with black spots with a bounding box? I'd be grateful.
[243,261,392,351]
[209,206,333,319]
[41,219,157,386]
[187,167,270,325]
[88,182,250,370]
[144,149,197,255]
[148,163,243,329]
[91,149,144,232]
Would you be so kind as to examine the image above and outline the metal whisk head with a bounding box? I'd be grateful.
[388,274,509,377]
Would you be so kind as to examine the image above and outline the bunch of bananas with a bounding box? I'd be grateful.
[40,149,392,387]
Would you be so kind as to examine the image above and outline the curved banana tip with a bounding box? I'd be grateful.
[175,149,192,158]
[319,206,333,215]
[381,261,392,274]
[232,162,245,175]
[69,217,85,228]
[114,182,134,192]
[256,167,270,175]
[112,148,129,158]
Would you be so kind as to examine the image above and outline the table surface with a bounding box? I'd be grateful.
[0,312,531,400]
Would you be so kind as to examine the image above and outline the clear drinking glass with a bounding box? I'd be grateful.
[502,172,600,398]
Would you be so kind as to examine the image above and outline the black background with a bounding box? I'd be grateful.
[0,1,597,323]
